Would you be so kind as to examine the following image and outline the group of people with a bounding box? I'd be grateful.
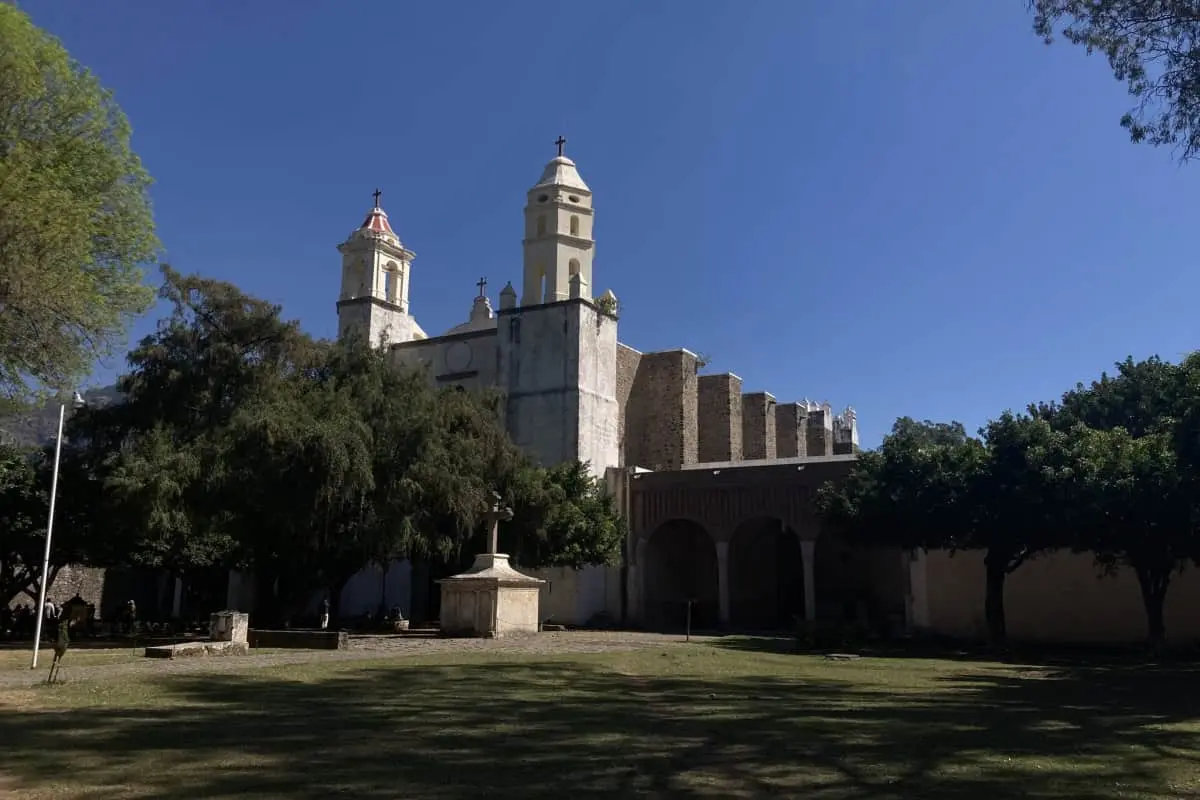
[1,594,97,640]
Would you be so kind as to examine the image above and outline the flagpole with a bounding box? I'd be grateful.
[31,401,67,669]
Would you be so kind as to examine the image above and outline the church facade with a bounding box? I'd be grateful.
[334,145,859,478]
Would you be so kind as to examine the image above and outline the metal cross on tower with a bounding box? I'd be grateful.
[555,136,566,157]
[476,276,488,297]
[372,188,382,208]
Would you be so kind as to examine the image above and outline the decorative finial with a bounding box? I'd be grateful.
[555,135,566,157]
[372,188,382,209]
[476,276,488,297]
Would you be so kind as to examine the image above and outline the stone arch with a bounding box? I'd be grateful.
[536,215,547,237]
[570,215,580,236]
[728,516,803,630]
[568,258,580,276]
[383,261,400,303]
[643,518,719,630]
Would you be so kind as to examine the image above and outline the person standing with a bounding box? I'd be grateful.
[319,597,330,631]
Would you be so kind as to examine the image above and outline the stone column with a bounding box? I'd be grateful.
[716,540,730,627]
[634,538,648,624]
[800,540,816,623]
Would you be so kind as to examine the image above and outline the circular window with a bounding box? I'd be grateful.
[569,195,579,203]
[537,194,549,203]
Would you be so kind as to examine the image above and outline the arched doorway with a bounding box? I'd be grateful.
[728,517,803,630]
[642,519,719,630]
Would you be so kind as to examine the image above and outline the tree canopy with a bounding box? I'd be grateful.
[820,354,1200,649]
[0,5,158,410]
[50,268,624,624]
[1032,1,1200,160]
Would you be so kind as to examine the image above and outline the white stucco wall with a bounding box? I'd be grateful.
[390,328,500,392]
[497,300,619,476]
[525,564,622,626]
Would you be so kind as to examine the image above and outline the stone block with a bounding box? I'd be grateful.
[210,610,249,644]
[144,641,249,659]
[623,349,699,470]
[248,629,349,650]
[697,373,743,463]
[807,407,833,457]
[439,553,545,638]
[775,402,808,458]
[742,392,776,460]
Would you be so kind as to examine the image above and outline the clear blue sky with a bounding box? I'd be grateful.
[19,1,1198,448]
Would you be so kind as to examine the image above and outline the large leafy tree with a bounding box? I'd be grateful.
[1031,1,1200,160]
[1064,425,1191,648]
[1038,355,1200,646]
[818,414,1068,645]
[0,5,157,410]
[71,267,310,582]
[504,460,627,570]
[0,438,100,608]
[970,413,1071,643]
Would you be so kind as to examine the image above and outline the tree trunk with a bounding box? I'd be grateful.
[1134,566,1170,653]
[983,551,1008,648]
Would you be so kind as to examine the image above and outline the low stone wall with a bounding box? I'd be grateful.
[248,629,349,650]
[145,641,250,659]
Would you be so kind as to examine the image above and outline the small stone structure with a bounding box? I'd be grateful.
[439,493,544,638]
[144,610,250,659]
[439,553,545,637]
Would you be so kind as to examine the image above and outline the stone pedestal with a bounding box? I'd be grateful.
[438,553,545,638]
[210,611,249,644]
[145,611,250,659]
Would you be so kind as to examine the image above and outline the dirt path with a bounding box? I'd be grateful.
[0,631,696,689]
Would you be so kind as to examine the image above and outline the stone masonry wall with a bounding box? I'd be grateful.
[615,344,642,467]
[11,564,106,611]
[624,349,699,470]
[741,392,777,460]
[697,373,743,463]
[807,408,833,457]
[775,402,808,458]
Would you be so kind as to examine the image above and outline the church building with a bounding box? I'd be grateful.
[334,140,858,478]
[327,140,877,632]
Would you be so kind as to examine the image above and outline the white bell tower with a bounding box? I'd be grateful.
[336,189,426,346]
[522,137,595,305]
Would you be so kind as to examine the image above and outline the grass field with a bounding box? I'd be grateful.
[0,637,1197,799]
[0,644,145,671]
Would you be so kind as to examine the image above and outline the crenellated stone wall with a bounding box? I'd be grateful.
[741,392,776,461]
[615,344,642,467]
[622,349,698,470]
[806,403,833,457]
[775,402,808,458]
[697,373,743,463]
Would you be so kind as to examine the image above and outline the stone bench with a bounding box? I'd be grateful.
[248,629,349,650]
[144,641,249,659]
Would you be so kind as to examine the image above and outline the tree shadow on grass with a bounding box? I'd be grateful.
[1,654,1199,799]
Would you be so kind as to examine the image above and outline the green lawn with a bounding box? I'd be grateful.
[0,644,145,671]
[0,638,1198,798]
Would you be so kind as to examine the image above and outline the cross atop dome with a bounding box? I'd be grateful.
[359,187,395,235]
[532,139,590,193]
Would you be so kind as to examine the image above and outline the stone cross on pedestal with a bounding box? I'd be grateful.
[485,491,514,554]
[438,490,543,638]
